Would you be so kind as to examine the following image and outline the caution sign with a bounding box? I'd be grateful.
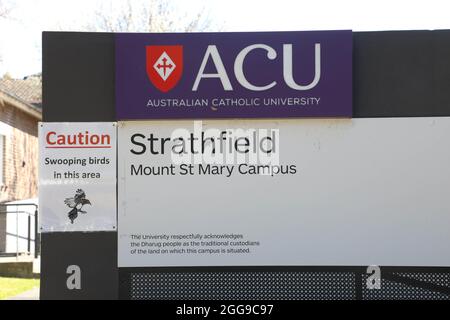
[39,122,117,232]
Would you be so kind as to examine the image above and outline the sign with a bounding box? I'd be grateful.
[116,30,352,120]
[118,118,450,267]
[39,122,117,232]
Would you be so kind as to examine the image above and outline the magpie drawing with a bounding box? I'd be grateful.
[64,189,91,224]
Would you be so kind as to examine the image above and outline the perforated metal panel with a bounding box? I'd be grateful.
[118,268,450,300]
[395,272,450,287]
[362,273,450,300]
[129,271,356,300]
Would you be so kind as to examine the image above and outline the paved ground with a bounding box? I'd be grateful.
[7,287,39,300]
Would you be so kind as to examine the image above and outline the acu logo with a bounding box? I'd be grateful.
[146,43,321,93]
[146,45,183,92]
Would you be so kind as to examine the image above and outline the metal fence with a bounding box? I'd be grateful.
[0,203,39,258]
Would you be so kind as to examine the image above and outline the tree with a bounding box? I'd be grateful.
[86,0,213,33]
[0,0,12,19]
[0,0,13,66]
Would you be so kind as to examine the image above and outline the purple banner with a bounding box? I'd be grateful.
[116,30,352,120]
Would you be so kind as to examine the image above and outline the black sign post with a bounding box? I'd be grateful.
[41,30,450,300]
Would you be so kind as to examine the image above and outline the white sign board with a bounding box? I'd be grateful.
[39,122,117,232]
[118,118,450,267]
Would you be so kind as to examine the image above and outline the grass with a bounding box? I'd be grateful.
[0,277,40,300]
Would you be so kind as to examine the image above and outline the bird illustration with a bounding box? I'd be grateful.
[64,189,91,224]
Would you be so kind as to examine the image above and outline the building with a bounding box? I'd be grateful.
[0,74,42,256]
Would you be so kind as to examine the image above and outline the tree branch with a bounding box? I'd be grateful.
[85,0,213,33]
[0,0,12,19]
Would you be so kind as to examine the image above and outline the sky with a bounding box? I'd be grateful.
[1,0,450,78]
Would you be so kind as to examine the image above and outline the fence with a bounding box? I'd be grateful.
[0,201,39,258]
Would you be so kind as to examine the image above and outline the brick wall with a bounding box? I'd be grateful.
[0,100,39,203]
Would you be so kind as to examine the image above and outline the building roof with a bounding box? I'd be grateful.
[0,74,42,120]
[0,74,42,109]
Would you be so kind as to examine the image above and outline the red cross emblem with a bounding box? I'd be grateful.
[146,45,183,92]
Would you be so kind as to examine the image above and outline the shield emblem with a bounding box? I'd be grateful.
[146,45,183,92]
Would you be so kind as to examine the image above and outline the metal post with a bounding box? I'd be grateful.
[16,208,18,259]
[34,208,38,259]
[27,214,31,253]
